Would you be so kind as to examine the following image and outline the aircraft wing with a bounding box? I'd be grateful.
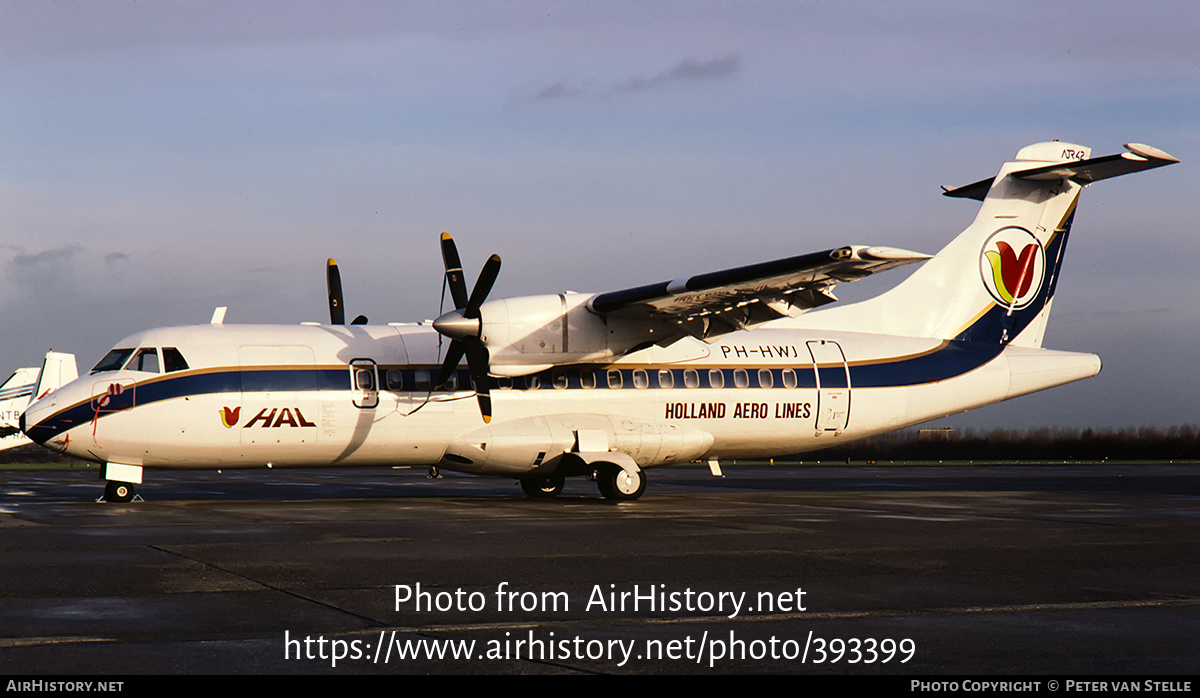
[587,244,929,338]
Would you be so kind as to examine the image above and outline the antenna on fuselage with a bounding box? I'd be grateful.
[210,307,227,325]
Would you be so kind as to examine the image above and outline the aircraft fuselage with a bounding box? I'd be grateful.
[22,321,1098,475]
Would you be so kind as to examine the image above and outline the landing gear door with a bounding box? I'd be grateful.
[807,340,850,434]
[351,359,379,408]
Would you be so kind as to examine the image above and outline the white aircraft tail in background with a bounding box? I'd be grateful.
[1,351,78,451]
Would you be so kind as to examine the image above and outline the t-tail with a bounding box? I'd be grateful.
[809,142,1179,347]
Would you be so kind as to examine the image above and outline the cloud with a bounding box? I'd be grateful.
[104,252,130,267]
[535,81,584,101]
[529,54,742,102]
[8,245,81,282]
[611,54,741,94]
[0,245,84,316]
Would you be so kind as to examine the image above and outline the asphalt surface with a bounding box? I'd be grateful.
[0,462,1197,675]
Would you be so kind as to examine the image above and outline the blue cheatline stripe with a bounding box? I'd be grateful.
[23,367,350,445]
[465,341,1000,391]
[25,339,1005,444]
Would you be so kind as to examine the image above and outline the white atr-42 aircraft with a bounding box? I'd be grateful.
[21,142,1178,502]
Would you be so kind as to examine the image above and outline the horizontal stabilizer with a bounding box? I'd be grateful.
[942,143,1179,201]
[1013,143,1179,183]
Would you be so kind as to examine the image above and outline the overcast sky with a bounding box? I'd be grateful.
[2,1,1197,431]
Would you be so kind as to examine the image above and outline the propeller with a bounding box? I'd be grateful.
[326,258,368,325]
[433,233,501,423]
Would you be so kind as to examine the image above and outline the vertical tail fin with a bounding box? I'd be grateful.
[808,142,1178,345]
[33,351,79,400]
[0,351,77,447]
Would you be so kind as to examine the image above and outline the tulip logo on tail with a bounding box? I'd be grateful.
[980,227,1046,309]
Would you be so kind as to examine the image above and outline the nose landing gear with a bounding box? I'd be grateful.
[103,481,137,503]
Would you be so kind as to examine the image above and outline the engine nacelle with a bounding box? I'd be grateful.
[478,293,667,376]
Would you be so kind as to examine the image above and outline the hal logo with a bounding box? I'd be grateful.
[221,406,316,429]
[243,407,316,429]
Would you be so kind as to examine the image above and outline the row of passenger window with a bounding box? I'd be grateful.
[374,366,830,392]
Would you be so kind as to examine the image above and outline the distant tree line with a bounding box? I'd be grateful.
[800,425,1200,461]
[0,444,79,464]
[3,425,1198,466]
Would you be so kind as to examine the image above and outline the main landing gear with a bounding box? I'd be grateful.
[104,481,136,503]
[519,473,565,498]
[596,465,646,501]
[519,465,646,501]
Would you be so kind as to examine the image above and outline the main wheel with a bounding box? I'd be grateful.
[596,466,645,501]
[520,473,565,498]
[105,481,135,503]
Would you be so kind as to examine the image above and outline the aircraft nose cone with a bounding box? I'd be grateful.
[433,310,481,341]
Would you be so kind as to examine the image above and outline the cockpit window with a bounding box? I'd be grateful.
[162,347,189,373]
[91,348,135,374]
[125,348,160,374]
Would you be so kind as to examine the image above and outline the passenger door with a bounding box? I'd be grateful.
[807,340,851,433]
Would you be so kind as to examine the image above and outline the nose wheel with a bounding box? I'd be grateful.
[104,481,136,503]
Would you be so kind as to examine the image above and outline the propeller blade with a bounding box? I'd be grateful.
[435,339,466,391]
[326,258,346,325]
[475,388,492,424]
[465,254,501,319]
[464,340,492,423]
[440,232,469,310]
[433,234,500,423]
